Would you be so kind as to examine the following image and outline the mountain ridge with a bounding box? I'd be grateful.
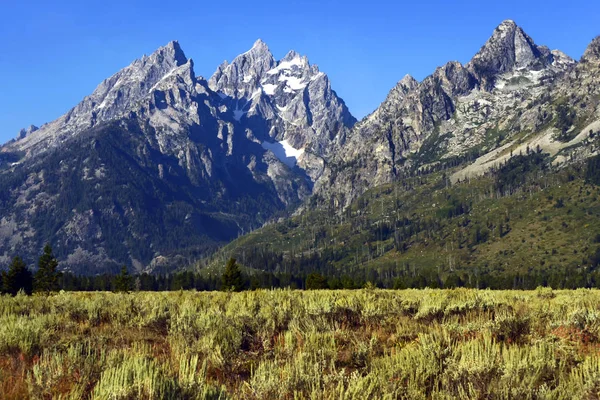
[0,38,352,272]
[1,21,599,275]
[312,19,587,208]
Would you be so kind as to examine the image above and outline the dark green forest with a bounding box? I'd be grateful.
[205,151,600,290]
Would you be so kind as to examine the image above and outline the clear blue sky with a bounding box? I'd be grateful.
[1,0,598,144]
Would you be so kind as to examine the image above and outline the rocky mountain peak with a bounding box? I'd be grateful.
[163,40,187,65]
[208,39,275,98]
[550,49,576,68]
[136,40,188,70]
[582,36,600,63]
[497,19,517,31]
[70,40,195,123]
[17,125,39,140]
[243,39,274,62]
[382,74,418,104]
[206,40,355,179]
[467,20,551,89]
[251,38,269,51]
[3,41,195,156]
[434,61,477,96]
[399,74,418,89]
[281,50,302,62]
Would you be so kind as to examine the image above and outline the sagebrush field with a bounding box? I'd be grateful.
[2,289,600,399]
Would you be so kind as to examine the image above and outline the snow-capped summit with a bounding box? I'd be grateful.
[208,39,355,180]
[281,50,301,62]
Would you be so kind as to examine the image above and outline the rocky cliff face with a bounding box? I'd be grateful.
[314,20,591,208]
[0,40,336,272]
[582,37,600,63]
[208,40,356,181]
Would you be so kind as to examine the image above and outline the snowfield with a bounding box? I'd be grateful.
[261,139,305,167]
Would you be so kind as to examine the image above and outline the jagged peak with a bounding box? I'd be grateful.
[466,20,552,89]
[238,39,273,59]
[550,49,576,67]
[146,58,198,95]
[438,60,465,71]
[278,50,310,70]
[582,36,600,63]
[497,19,517,30]
[398,74,418,91]
[379,75,418,107]
[90,41,191,98]
[487,20,522,42]
[282,50,301,62]
[224,39,275,71]
[470,19,537,61]
[208,39,275,96]
[165,40,181,50]
[551,49,571,59]
[148,40,188,67]
[252,38,269,50]
[17,125,39,140]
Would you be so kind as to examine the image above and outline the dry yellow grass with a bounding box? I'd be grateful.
[1,288,600,399]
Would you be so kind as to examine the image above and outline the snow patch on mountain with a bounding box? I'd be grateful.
[267,56,305,75]
[262,83,278,95]
[261,140,304,167]
[279,75,306,91]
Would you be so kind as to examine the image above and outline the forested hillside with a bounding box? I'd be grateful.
[206,151,600,289]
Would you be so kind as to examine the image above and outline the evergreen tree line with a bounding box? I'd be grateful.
[1,244,60,295]
[6,250,600,293]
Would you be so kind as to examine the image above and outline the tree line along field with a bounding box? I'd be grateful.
[1,289,600,399]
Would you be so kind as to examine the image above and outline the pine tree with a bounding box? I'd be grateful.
[306,272,328,290]
[4,256,33,296]
[114,266,133,293]
[0,270,6,295]
[222,258,244,292]
[34,244,60,294]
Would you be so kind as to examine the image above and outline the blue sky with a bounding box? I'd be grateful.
[1,0,598,144]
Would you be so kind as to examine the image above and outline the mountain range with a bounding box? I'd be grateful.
[1,20,599,275]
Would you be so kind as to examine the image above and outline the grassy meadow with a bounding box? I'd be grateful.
[2,289,600,399]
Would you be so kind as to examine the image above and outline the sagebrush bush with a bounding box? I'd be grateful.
[1,289,600,398]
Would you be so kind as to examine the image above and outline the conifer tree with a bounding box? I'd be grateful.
[222,258,244,292]
[34,244,60,294]
[306,272,328,290]
[0,270,6,295]
[114,266,133,292]
[4,256,33,296]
